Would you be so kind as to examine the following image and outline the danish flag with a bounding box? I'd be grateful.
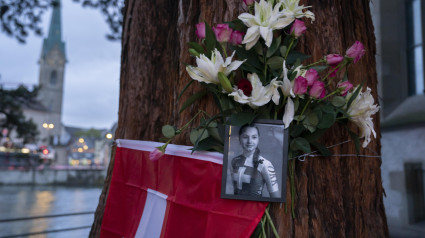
[100,140,268,238]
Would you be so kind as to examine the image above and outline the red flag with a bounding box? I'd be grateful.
[100,140,268,238]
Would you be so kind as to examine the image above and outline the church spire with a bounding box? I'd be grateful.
[40,0,66,60]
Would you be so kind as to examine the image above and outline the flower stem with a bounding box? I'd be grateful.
[264,206,279,238]
[180,110,207,131]
[284,37,295,60]
[297,98,311,123]
[221,43,228,58]
[304,59,326,68]
[318,90,338,102]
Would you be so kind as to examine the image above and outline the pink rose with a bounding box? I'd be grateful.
[326,54,344,66]
[243,0,255,6]
[337,81,354,96]
[293,76,308,95]
[290,20,307,38]
[213,24,233,43]
[149,148,164,161]
[346,41,365,63]
[196,22,206,39]
[305,69,319,86]
[230,30,244,45]
[309,81,326,99]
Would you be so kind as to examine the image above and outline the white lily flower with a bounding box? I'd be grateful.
[186,49,245,84]
[283,97,294,128]
[238,0,292,50]
[281,61,295,97]
[229,73,272,108]
[345,87,380,148]
[281,60,295,128]
[279,0,315,23]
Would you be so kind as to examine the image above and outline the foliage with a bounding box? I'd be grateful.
[0,85,39,142]
[0,0,123,43]
[158,0,379,158]
[74,128,103,139]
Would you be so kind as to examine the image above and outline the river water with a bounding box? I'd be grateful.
[0,186,102,237]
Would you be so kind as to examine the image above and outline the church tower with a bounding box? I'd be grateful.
[37,0,66,142]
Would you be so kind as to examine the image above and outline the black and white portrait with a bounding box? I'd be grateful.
[221,120,288,202]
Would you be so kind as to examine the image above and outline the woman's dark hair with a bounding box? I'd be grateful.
[238,125,263,169]
[238,124,260,137]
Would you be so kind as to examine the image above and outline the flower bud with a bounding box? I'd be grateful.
[213,24,233,43]
[309,81,326,99]
[218,72,233,93]
[337,81,354,96]
[290,19,307,38]
[189,48,200,57]
[230,30,244,45]
[325,54,344,66]
[196,22,206,39]
[346,41,365,63]
[293,76,308,95]
[149,148,164,161]
[243,0,255,6]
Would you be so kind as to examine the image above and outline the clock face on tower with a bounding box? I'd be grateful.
[47,48,65,67]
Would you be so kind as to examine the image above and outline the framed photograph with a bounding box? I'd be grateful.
[221,119,288,202]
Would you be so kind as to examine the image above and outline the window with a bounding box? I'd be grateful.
[50,70,57,86]
[406,0,424,95]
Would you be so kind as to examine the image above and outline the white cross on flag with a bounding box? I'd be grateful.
[100,140,268,238]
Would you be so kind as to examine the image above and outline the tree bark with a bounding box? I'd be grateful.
[90,0,388,237]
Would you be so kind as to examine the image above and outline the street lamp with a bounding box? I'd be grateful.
[105,133,113,140]
[42,122,55,145]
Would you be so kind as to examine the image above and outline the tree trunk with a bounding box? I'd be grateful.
[90,0,388,237]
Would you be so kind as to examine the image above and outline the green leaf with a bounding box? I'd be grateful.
[290,137,311,153]
[348,130,361,155]
[207,127,223,143]
[179,90,207,113]
[192,137,224,153]
[187,42,204,54]
[267,56,284,70]
[286,51,310,65]
[177,80,194,101]
[331,96,346,107]
[346,81,365,110]
[320,104,334,114]
[317,112,336,129]
[309,140,331,156]
[267,36,281,57]
[280,45,287,58]
[309,65,328,73]
[225,19,246,32]
[162,125,176,138]
[227,112,257,126]
[190,128,209,145]
[204,22,217,57]
[230,45,263,70]
[289,124,305,137]
[294,115,305,122]
[303,111,319,129]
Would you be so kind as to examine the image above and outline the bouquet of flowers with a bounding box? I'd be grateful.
[152,0,379,163]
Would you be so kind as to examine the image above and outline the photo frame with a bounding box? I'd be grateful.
[221,119,288,203]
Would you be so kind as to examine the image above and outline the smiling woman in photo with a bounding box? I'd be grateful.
[230,125,280,198]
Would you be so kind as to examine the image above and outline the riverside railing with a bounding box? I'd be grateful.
[0,211,95,238]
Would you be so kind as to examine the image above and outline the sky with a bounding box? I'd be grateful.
[0,0,121,130]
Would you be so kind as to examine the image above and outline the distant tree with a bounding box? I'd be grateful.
[74,128,103,140]
[0,0,123,43]
[0,85,39,143]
